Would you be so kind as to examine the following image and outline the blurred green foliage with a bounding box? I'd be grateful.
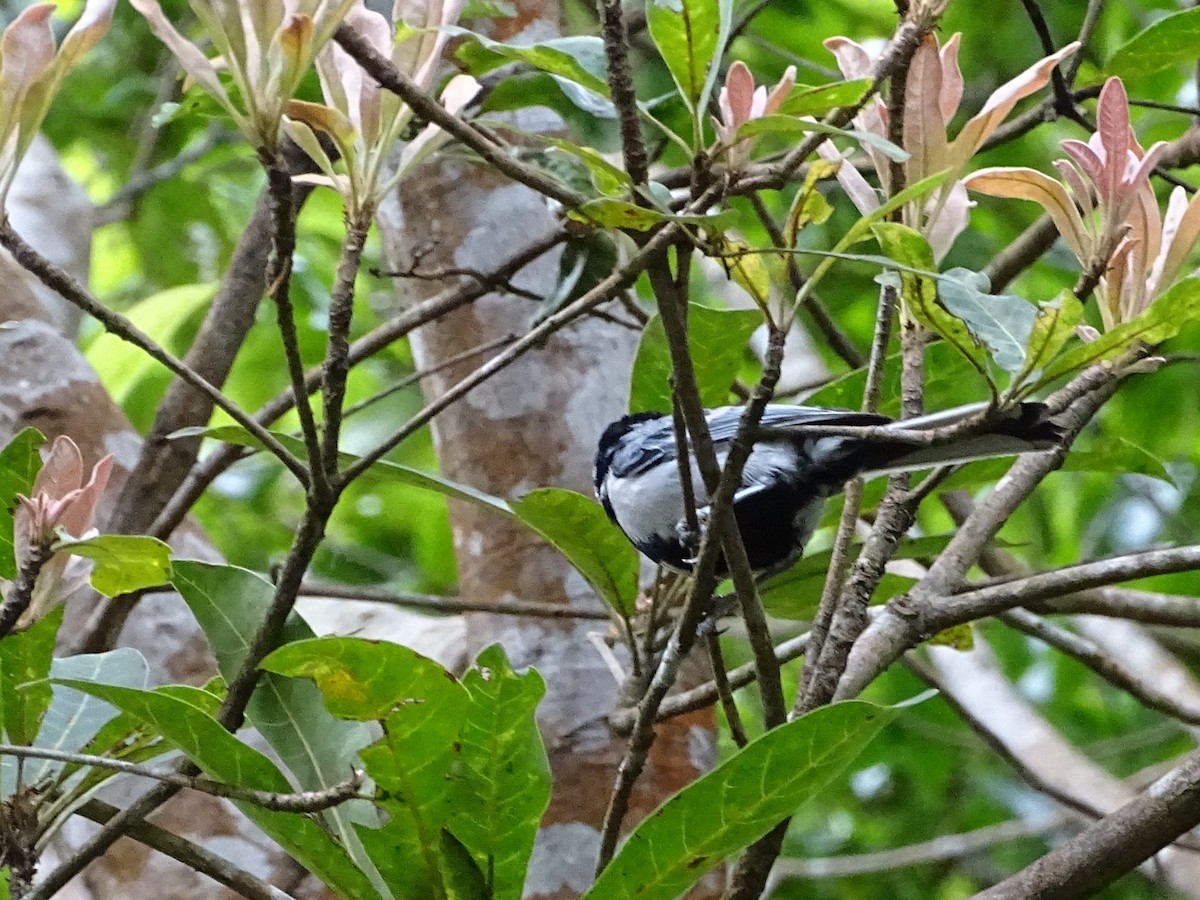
[33,0,1200,894]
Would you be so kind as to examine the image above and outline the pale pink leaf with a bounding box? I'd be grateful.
[0,5,57,103]
[722,61,755,128]
[1129,140,1167,189]
[937,33,963,125]
[1155,187,1200,292]
[1053,158,1093,216]
[58,455,113,538]
[33,436,84,501]
[129,0,233,109]
[763,65,797,116]
[1060,138,1103,187]
[1095,77,1129,207]
[964,166,1089,260]
[56,0,116,65]
[903,34,946,183]
[947,41,1079,170]
[925,180,970,262]
[816,142,879,216]
[824,36,874,80]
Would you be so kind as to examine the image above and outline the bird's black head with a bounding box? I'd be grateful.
[593,411,666,493]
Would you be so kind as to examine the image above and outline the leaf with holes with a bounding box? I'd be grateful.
[447,645,550,900]
[264,637,469,897]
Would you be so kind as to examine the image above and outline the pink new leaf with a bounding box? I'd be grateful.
[964,166,1089,260]
[948,42,1079,171]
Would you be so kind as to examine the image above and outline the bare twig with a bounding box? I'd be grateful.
[975,749,1200,899]
[75,798,293,900]
[298,581,610,619]
[333,23,586,209]
[999,608,1200,727]
[766,815,1070,885]
[0,219,309,486]
[262,154,328,500]
[0,745,364,813]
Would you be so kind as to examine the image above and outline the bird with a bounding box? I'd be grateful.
[594,402,1063,576]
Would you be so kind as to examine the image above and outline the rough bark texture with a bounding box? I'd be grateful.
[377,5,721,896]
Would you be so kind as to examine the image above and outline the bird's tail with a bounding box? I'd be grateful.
[851,402,1063,479]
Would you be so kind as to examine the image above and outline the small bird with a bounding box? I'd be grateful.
[594,402,1062,575]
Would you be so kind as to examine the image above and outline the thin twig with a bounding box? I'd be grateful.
[75,798,293,900]
[0,745,364,813]
[262,154,328,500]
[320,215,370,481]
[0,219,310,486]
[767,815,1070,884]
[148,230,566,540]
[339,191,721,486]
[298,581,611,619]
[705,632,749,747]
[333,23,586,209]
[998,608,1200,728]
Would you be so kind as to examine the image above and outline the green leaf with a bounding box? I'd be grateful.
[629,304,763,414]
[447,645,551,900]
[52,534,172,597]
[584,700,896,898]
[1036,278,1200,386]
[1064,435,1172,483]
[453,32,611,98]
[264,637,469,897]
[171,562,385,896]
[929,622,974,650]
[871,224,990,379]
[802,342,987,415]
[937,268,1036,374]
[647,0,730,109]
[784,160,839,247]
[170,425,512,516]
[262,635,466,723]
[55,678,378,899]
[510,488,638,618]
[83,284,215,407]
[0,608,61,752]
[28,647,152,788]
[545,138,632,196]
[440,830,491,899]
[759,534,968,619]
[0,428,44,582]
[739,115,909,163]
[1108,8,1200,79]
[1016,290,1083,386]
[566,199,737,232]
[777,79,873,117]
